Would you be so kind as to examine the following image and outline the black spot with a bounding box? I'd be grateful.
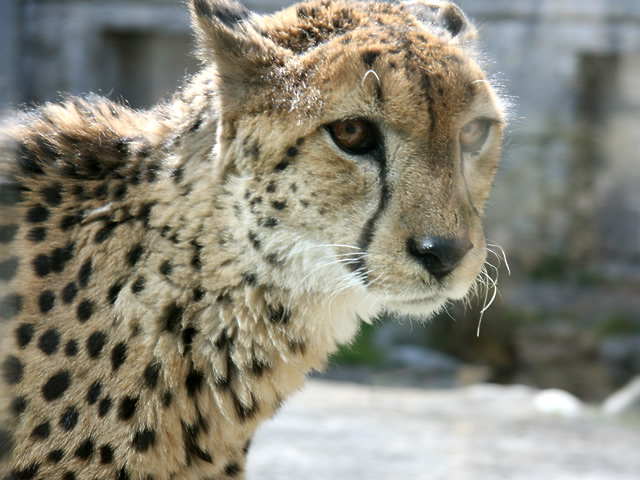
[0,224,19,244]
[162,302,184,334]
[193,287,205,302]
[37,135,61,160]
[98,396,112,417]
[159,260,173,276]
[1,293,23,320]
[162,390,173,408]
[108,282,123,304]
[16,323,35,348]
[266,181,277,193]
[41,183,63,206]
[248,231,261,250]
[143,361,161,389]
[224,462,241,477]
[242,439,251,455]
[99,444,114,464]
[111,342,127,371]
[17,142,44,175]
[113,183,128,200]
[95,221,118,243]
[181,419,213,465]
[132,276,145,294]
[32,254,51,277]
[63,472,76,480]
[169,166,183,184]
[42,370,71,401]
[126,244,144,266]
[137,202,154,225]
[38,328,60,355]
[0,256,18,280]
[65,339,79,356]
[9,462,40,479]
[118,396,138,421]
[26,226,46,243]
[233,392,259,421]
[274,160,290,172]
[75,437,94,460]
[271,200,287,210]
[31,421,50,439]
[264,217,278,228]
[92,183,108,200]
[61,282,78,303]
[87,331,107,358]
[117,466,131,480]
[185,368,204,397]
[26,204,50,223]
[71,185,85,198]
[191,240,203,270]
[47,449,64,463]
[181,327,197,355]
[50,243,75,273]
[76,299,94,322]
[11,395,27,415]
[288,339,307,356]
[60,212,83,231]
[60,406,79,431]
[39,290,56,313]
[78,259,93,288]
[250,357,270,378]
[242,272,257,286]
[286,146,299,157]
[86,381,102,404]
[132,428,156,452]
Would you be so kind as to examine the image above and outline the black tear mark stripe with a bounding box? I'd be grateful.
[351,147,391,283]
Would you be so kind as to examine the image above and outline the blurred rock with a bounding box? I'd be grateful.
[533,388,584,417]
[602,376,640,417]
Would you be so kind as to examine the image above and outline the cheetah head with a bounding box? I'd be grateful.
[191,0,504,325]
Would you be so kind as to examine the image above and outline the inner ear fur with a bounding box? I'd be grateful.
[403,0,477,44]
[189,0,289,78]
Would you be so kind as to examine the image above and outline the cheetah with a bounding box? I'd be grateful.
[0,0,505,478]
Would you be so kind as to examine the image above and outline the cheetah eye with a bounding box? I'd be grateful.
[327,119,380,155]
[459,118,492,154]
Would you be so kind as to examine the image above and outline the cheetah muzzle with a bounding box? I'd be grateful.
[0,0,505,478]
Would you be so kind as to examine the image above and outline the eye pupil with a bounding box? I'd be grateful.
[328,120,379,155]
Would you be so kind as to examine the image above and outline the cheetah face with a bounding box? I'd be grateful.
[193,0,504,319]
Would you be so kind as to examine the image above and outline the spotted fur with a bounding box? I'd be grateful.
[0,0,504,478]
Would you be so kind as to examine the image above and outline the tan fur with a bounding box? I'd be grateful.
[0,1,504,478]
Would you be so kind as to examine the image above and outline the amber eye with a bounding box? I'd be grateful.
[327,119,379,155]
[459,119,491,153]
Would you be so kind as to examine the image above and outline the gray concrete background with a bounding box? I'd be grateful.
[248,380,640,480]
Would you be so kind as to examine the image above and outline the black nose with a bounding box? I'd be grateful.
[407,236,473,280]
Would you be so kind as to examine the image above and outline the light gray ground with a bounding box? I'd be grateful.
[247,380,640,480]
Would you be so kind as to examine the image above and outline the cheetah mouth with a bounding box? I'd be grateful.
[386,294,443,307]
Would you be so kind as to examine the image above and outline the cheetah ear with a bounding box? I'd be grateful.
[403,1,477,44]
[189,0,285,77]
